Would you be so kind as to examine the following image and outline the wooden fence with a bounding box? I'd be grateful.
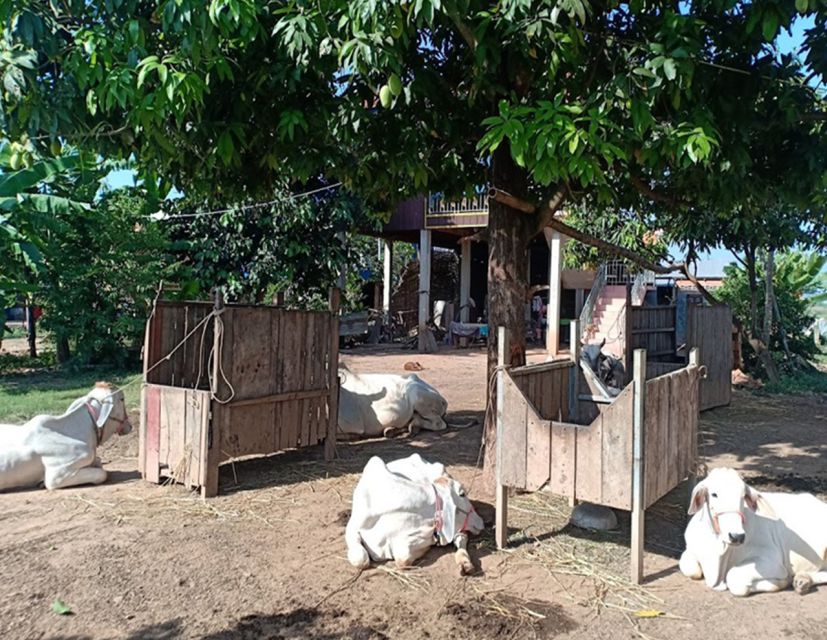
[139,294,340,497]
[495,325,702,583]
[687,305,732,411]
[627,305,677,359]
[624,300,732,411]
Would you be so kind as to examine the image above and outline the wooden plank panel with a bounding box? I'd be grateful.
[271,309,285,452]
[599,387,634,510]
[306,313,321,446]
[143,385,161,483]
[643,377,662,507]
[301,312,316,447]
[280,312,303,449]
[499,374,527,489]
[162,387,185,475]
[575,413,603,505]
[549,422,576,498]
[658,372,680,498]
[525,407,551,492]
[158,387,171,472]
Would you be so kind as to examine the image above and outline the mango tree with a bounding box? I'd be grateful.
[3,0,826,476]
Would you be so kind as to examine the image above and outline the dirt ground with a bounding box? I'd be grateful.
[2,345,827,640]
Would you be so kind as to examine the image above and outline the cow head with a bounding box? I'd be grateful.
[581,339,606,372]
[434,476,484,539]
[597,354,625,389]
[86,383,132,443]
[688,467,776,546]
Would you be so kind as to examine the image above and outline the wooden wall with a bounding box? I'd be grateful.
[628,305,677,360]
[210,307,335,462]
[145,301,215,389]
[500,360,700,512]
[643,366,700,507]
[141,300,338,496]
[687,305,732,411]
[140,386,210,490]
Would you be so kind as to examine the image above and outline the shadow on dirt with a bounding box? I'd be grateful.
[215,415,485,497]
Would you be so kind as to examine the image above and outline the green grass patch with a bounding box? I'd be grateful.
[762,367,827,395]
[0,366,142,423]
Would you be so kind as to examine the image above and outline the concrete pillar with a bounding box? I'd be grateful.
[545,228,563,359]
[460,240,471,323]
[418,229,433,352]
[382,240,393,319]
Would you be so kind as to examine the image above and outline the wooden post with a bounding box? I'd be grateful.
[203,290,224,499]
[631,348,647,584]
[382,240,393,321]
[326,287,341,462]
[418,229,433,352]
[545,229,563,360]
[138,299,157,479]
[569,320,581,421]
[687,347,700,500]
[459,239,472,347]
[624,283,633,385]
[495,326,509,549]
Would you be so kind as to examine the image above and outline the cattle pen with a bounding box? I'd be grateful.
[495,322,705,584]
[138,291,340,497]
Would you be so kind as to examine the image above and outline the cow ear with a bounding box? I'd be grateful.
[688,481,708,515]
[745,485,777,519]
[96,397,114,429]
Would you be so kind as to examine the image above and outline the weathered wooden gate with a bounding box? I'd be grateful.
[687,305,732,411]
[139,295,340,497]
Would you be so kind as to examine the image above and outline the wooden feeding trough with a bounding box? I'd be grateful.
[138,292,340,497]
[495,322,703,583]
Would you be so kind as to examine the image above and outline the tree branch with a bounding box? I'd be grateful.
[630,175,682,208]
[445,6,477,51]
[488,187,723,306]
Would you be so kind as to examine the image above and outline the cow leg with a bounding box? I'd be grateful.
[679,550,703,580]
[453,533,474,576]
[45,465,108,490]
[344,511,372,569]
[726,563,789,597]
[793,570,827,595]
[391,525,433,569]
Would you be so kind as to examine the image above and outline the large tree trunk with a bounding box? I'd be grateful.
[56,335,71,363]
[482,144,535,488]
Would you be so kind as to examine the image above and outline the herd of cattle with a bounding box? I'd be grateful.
[1,367,827,597]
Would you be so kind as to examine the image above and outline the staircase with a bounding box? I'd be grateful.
[587,285,627,358]
[580,262,654,359]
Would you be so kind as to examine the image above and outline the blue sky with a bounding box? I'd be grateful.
[103,16,818,277]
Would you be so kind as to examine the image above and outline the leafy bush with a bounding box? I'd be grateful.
[36,189,182,365]
[166,183,382,310]
[717,251,826,369]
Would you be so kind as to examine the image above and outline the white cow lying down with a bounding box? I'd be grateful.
[679,467,827,596]
[346,454,485,575]
[0,382,132,491]
[338,369,450,438]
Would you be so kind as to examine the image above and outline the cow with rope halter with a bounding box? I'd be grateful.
[345,454,484,575]
[680,467,827,596]
[0,382,132,491]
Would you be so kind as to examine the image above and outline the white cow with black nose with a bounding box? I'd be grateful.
[679,467,827,596]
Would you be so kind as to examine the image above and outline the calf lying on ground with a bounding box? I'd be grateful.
[0,382,132,491]
[337,368,450,438]
[346,454,484,575]
[679,467,827,596]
